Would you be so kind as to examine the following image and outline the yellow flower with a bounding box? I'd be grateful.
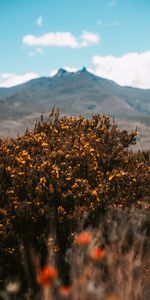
[108,174,114,181]
[6,166,11,171]
[42,142,48,147]
[90,189,97,197]
[57,206,66,214]
[16,157,26,165]
[49,184,54,193]
[40,177,47,186]
[116,171,126,177]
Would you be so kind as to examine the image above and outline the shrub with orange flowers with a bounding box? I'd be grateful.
[0,108,150,288]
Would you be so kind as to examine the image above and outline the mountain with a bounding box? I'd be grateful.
[0,67,150,149]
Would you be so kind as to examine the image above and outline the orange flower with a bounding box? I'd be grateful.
[74,231,92,246]
[37,266,57,286]
[90,247,105,261]
[90,189,97,197]
[59,285,71,297]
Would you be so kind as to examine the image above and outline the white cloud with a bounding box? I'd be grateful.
[108,0,117,7]
[91,51,150,88]
[29,47,44,56]
[23,32,78,48]
[63,66,78,73]
[49,69,58,77]
[80,31,100,47]
[36,16,43,27]
[2,51,150,89]
[0,72,39,88]
[22,31,100,48]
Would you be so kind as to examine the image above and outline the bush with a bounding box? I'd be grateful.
[0,109,150,287]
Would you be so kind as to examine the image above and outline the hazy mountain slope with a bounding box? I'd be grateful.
[1,68,150,116]
[0,68,150,149]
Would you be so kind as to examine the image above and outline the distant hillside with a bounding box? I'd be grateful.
[0,68,150,149]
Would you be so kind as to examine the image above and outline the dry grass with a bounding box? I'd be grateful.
[1,208,149,300]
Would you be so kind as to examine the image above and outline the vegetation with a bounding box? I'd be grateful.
[0,109,149,299]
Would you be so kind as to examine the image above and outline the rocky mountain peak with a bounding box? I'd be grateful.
[54,68,70,77]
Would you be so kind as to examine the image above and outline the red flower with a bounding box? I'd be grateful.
[37,266,57,286]
[90,247,105,261]
[59,285,71,297]
[74,231,92,246]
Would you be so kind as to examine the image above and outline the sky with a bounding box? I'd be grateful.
[0,0,150,88]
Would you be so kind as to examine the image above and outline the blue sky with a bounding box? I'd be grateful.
[0,0,150,88]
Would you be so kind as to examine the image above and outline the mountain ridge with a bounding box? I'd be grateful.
[0,67,150,149]
[1,67,150,92]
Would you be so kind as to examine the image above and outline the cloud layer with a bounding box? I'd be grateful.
[0,73,39,88]
[92,51,150,88]
[1,51,150,88]
[22,31,100,48]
